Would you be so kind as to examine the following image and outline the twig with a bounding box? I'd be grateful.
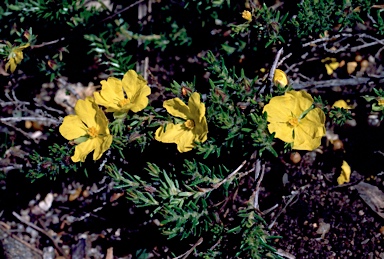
[253,161,265,210]
[291,77,372,90]
[262,203,279,215]
[100,0,146,23]
[277,53,292,67]
[268,184,310,229]
[268,47,284,85]
[323,43,350,53]
[173,237,204,259]
[276,248,296,259]
[1,164,23,173]
[0,120,37,143]
[211,160,247,189]
[0,221,44,256]
[30,38,65,49]
[0,116,60,125]
[12,212,68,258]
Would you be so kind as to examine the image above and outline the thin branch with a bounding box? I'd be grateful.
[0,116,60,125]
[291,77,372,90]
[268,184,310,229]
[1,164,23,173]
[100,0,146,23]
[13,212,68,258]
[268,47,284,85]
[173,237,204,259]
[211,160,247,189]
[278,53,292,67]
[253,161,265,210]
[1,120,37,143]
[30,38,65,49]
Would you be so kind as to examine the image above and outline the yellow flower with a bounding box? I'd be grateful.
[242,10,252,21]
[337,161,351,185]
[59,97,113,162]
[5,43,30,73]
[321,57,339,75]
[378,98,384,106]
[332,100,352,109]
[93,70,151,117]
[263,90,326,151]
[273,69,288,87]
[155,92,208,152]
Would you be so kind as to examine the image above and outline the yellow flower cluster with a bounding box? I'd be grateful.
[59,70,151,162]
[60,70,209,162]
[5,43,30,73]
[263,90,326,151]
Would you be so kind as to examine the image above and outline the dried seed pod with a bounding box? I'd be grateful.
[332,139,344,151]
[290,152,301,164]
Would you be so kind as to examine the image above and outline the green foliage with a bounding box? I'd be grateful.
[27,143,78,180]
[373,9,384,35]
[329,107,353,125]
[231,4,288,49]
[292,0,375,38]
[3,0,383,258]
[364,88,384,120]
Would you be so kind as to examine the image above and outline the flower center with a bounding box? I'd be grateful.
[88,126,99,138]
[184,119,195,129]
[378,98,384,106]
[288,117,299,127]
[118,98,130,107]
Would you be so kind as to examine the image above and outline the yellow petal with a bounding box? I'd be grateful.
[293,126,323,150]
[155,123,185,143]
[332,100,351,109]
[93,135,113,160]
[337,161,351,185]
[94,101,110,135]
[188,92,206,122]
[74,98,97,128]
[176,129,196,152]
[59,115,87,140]
[71,139,96,162]
[122,70,151,113]
[163,98,190,120]
[94,77,124,112]
[263,90,313,123]
[268,122,294,143]
[325,62,339,75]
[193,116,208,142]
[293,109,326,150]
[288,90,314,116]
[329,62,339,70]
[273,69,288,87]
[242,10,252,21]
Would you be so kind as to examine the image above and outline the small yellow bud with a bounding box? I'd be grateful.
[273,69,288,87]
[242,10,252,22]
[332,100,352,109]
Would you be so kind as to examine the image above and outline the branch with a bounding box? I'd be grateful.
[268,47,284,85]
[13,212,68,258]
[291,77,372,90]
[0,116,60,125]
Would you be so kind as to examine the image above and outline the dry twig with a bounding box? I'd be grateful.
[12,212,68,258]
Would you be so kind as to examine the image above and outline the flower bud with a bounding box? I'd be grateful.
[273,69,288,87]
[242,10,252,22]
